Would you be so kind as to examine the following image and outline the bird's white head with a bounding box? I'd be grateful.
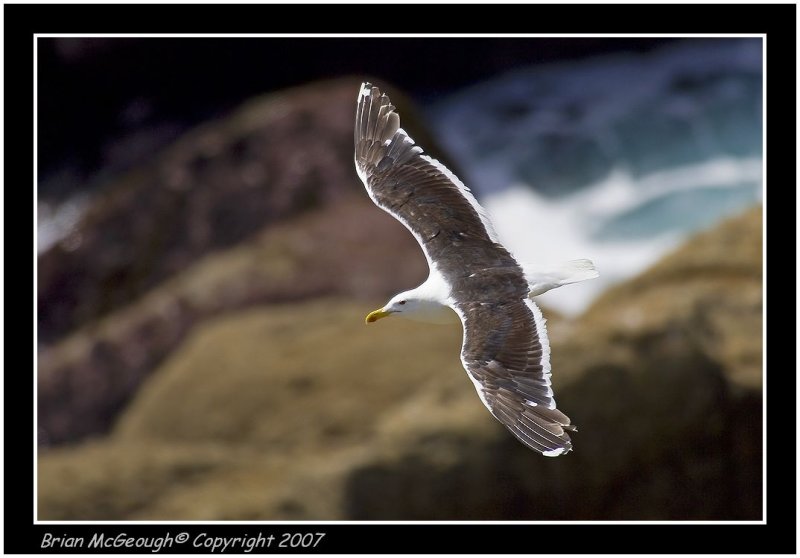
[365,291,419,324]
[365,288,455,325]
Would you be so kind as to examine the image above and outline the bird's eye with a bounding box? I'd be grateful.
[398,300,406,305]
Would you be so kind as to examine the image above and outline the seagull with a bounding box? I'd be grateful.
[354,83,598,456]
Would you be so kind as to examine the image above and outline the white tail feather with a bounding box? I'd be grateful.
[524,259,599,298]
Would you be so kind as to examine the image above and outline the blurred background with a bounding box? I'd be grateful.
[37,37,763,520]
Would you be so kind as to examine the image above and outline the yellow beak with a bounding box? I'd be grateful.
[365,308,392,324]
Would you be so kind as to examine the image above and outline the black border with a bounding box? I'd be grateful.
[9,3,796,554]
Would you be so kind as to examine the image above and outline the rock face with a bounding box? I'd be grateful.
[38,79,356,345]
[37,199,427,446]
[37,78,446,446]
[38,206,762,520]
[38,77,448,347]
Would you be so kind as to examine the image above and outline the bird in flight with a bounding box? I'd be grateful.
[354,83,598,456]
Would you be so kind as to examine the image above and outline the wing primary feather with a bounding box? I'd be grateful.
[455,300,575,456]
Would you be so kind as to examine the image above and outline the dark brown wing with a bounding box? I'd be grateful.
[354,82,520,291]
[456,297,575,456]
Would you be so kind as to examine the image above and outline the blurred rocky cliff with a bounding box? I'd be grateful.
[38,78,443,446]
[37,78,762,520]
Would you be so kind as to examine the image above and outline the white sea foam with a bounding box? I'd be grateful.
[428,39,763,315]
[482,182,679,315]
[480,156,762,315]
[37,195,89,254]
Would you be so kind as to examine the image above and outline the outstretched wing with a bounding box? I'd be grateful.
[354,82,518,283]
[455,297,575,457]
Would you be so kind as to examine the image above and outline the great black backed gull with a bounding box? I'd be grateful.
[354,83,598,456]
